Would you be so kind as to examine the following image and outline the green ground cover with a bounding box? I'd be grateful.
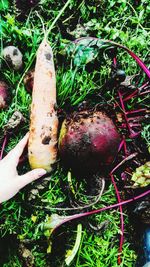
[0,0,149,266]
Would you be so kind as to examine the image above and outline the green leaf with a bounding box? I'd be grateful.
[74,45,99,66]
[0,0,9,11]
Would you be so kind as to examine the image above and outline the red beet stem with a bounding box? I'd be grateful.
[128,116,144,122]
[126,108,146,115]
[118,139,124,152]
[118,91,142,138]
[139,90,150,96]
[118,138,128,156]
[118,91,131,134]
[123,90,138,102]
[123,138,127,156]
[129,131,141,138]
[138,81,149,91]
[128,123,141,127]
[54,190,150,230]
[126,50,150,78]
[110,153,137,175]
[113,57,117,66]
[123,86,149,103]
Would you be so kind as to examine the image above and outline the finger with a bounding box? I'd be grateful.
[18,168,47,189]
[6,132,29,165]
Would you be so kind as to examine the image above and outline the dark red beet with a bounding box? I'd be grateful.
[59,110,120,176]
[23,69,34,93]
[0,81,9,109]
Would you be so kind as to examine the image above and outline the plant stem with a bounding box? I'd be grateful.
[46,0,72,38]
[110,174,124,265]
[110,153,137,175]
[0,135,7,160]
[46,190,150,231]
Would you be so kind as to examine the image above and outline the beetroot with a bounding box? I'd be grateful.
[23,69,34,93]
[59,110,120,176]
[2,46,23,71]
[0,81,9,109]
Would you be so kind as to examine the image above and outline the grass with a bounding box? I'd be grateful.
[0,0,150,266]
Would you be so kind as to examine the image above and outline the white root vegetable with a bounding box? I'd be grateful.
[28,39,58,172]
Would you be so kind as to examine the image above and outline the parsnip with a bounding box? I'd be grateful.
[28,39,58,172]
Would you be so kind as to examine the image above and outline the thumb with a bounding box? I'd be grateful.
[18,169,47,189]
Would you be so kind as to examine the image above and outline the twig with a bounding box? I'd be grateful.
[0,135,7,160]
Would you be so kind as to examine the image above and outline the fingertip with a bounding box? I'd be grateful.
[19,168,47,188]
[33,168,47,178]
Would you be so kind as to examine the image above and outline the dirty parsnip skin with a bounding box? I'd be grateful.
[28,40,58,172]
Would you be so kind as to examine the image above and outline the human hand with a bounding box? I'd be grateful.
[0,133,46,203]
